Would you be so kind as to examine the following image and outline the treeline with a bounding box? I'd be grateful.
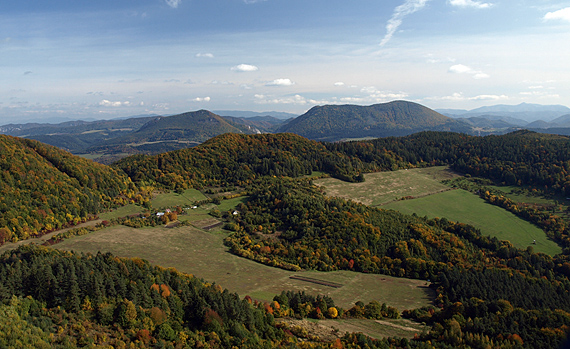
[0,245,428,348]
[329,130,570,195]
[400,265,570,348]
[224,177,501,279]
[0,135,139,243]
[0,245,284,348]
[221,177,570,347]
[114,130,570,202]
[113,133,400,190]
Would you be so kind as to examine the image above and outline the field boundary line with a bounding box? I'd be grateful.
[289,275,343,288]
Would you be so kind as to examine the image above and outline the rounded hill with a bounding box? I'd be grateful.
[278,100,468,141]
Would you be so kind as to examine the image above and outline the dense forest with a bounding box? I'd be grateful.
[114,133,393,189]
[0,135,138,243]
[3,129,570,347]
[329,130,570,195]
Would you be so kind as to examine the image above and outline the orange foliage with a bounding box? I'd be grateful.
[160,284,171,298]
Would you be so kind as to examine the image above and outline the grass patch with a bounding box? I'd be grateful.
[217,196,248,212]
[384,189,561,255]
[54,224,433,310]
[315,166,460,206]
[151,189,208,209]
[98,204,143,220]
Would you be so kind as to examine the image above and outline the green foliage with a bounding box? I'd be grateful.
[224,177,494,279]
[0,135,139,242]
[0,245,286,347]
[114,133,394,190]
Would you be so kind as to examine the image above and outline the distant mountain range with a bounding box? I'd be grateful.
[0,110,290,163]
[2,101,570,163]
[437,103,570,123]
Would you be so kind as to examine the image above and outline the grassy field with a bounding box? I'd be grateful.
[384,189,561,255]
[53,190,434,311]
[316,167,561,255]
[217,196,249,211]
[55,224,433,311]
[314,166,461,206]
[151,189,208,208]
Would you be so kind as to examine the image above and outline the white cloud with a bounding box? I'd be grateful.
[254,94,329,106]
[164,0,181,9]
[196,53,214,58]
[360,86,409,100]
[472,72,490,79]
[243,0,266,3]
[425,55,456,64]
[437,92,465,101]
[266,78,295,86]
[426,92,507,101]
[231,64,259,72]
[191,97,211,102]
[544,7,570,22]
[448,0,493,9]
[449,64,472,74]
[469,94,508,101]
[380,0,430,46]
[449,64,489,79]
[99,100,131,107]
[334,82,345,86]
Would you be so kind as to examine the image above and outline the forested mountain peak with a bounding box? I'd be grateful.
[135,110,242,137]
[277,100,468,141]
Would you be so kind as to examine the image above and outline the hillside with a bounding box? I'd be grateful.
[277,100,469,141]
[0,135,137,242]
[113,132,396,190]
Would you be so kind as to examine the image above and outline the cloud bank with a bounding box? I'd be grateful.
[380,0,430,46]
[99,100,131,107]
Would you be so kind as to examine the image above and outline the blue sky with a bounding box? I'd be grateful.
[1,0,570,122]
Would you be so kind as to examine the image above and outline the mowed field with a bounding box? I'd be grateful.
[317,167,561,256]
[385,189,561,255]
[55,223,433,311]
[315,166,460,206]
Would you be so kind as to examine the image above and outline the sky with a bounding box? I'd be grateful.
[1,0,570,123]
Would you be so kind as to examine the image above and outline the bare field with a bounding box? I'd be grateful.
[54,224,433,311]
[279,317,427,341]
[315,166,461,206]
